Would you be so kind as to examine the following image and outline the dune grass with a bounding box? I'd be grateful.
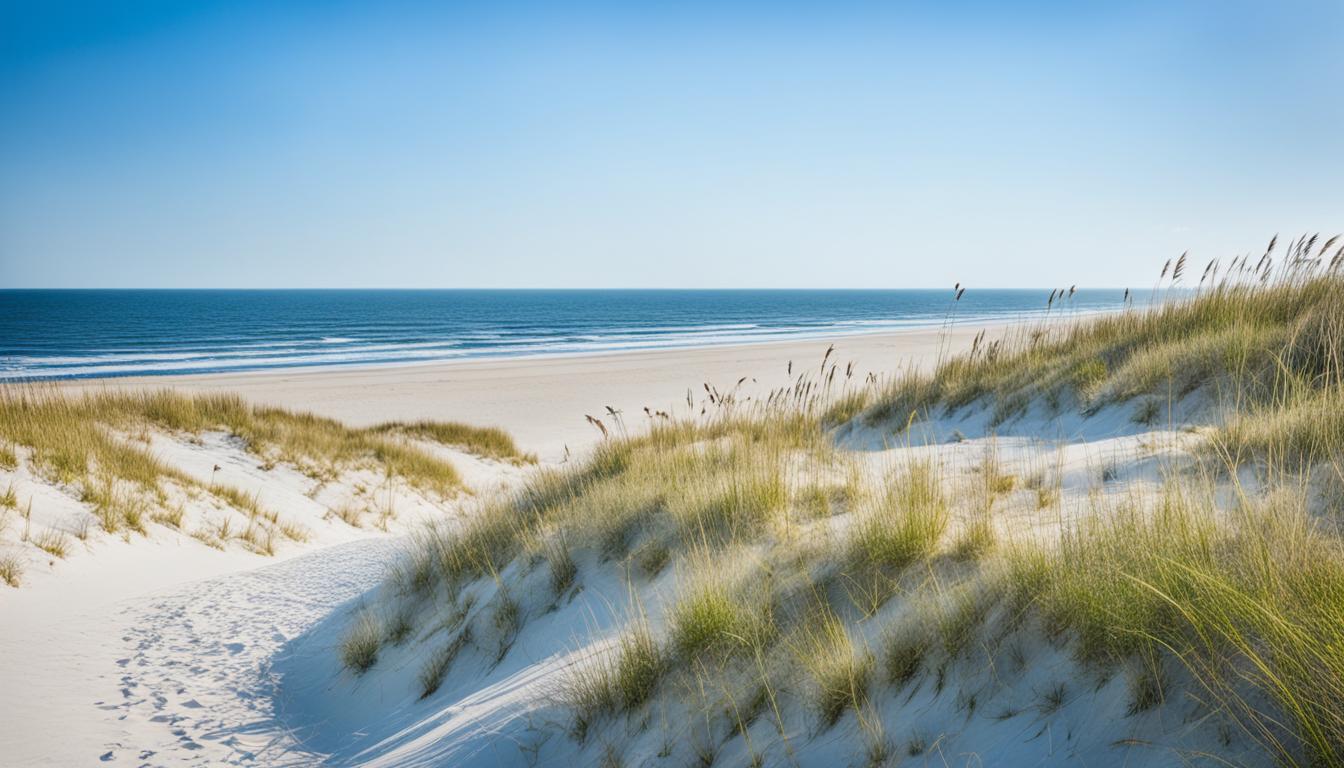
[0,387,530,568]
[668,569,775,660]
[0,553,22,586]
[341,608,383,674]
[0,387,530,500]
[561,622,666,740]
[1001,480,1344,764]
[845,261,1344,438]
[373,420,536,465]
[792,606,873,727]
[418,626,472,699]
[363,236,1344,765]
[414,410,830,592]
[847,459,948,572]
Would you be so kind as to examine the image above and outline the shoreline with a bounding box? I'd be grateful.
[54,320,1035,459]
[4,307,1116,384]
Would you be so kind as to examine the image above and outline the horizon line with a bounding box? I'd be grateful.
[0,285,1141,292]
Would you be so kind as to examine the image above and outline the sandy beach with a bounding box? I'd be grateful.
[60,324,995,460]
[0,300,1314,767]
[1,322,992,765]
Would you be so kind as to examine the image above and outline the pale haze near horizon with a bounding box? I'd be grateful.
[1,0,1341,290]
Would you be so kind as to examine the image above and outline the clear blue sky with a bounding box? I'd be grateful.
[2,0,1341,289]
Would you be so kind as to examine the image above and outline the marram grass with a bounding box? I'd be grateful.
[358,239,1344,765]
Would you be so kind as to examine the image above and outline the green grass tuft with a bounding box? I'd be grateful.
[341,609,383,674]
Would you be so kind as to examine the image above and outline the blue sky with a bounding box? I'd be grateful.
[2,0,1341,288]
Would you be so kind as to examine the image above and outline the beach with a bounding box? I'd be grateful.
[58,323,995,460]
[0,296,1320,767]
[1,322,991,765]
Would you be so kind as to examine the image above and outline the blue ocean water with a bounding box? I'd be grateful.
[0,289,1130,380]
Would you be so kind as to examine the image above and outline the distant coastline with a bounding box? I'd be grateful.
[0,289,1131,381]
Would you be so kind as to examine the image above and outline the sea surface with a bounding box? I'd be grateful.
[0,289,1132,380]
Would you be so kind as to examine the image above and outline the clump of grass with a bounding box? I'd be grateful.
[209,484,269,521]
[1035,485,1060,510]
[341,609,383,674]
[332,502,363,528]
[407,410,825,594]
[906,732,928,756]
[0,483,16,509]
[669,576,772,659]
[793,609,873,727]
[190,526,225,551]
[491,587,522,660]
[373,420,536,464]
[933,582,996,659]
[883,623,930,688]
[848,460,948,571]
[152,503,185,529]
[32,528,69,559]
[633,540,670,578]
[0,442,17,470]
[1038,682,1067,715]
[1127,658,1166,715]
[822,389,872,427]
[673,453,788,539]
[546,539,578,596]
[1133,398,1161,426]
[0,553,22,586]
[419,627,472,699]
[561,624,665,738]
[276,518,309,542]
[952,516,996,561]
[81,475,152,535]
[385,605,416,645]
[238,523,275,556]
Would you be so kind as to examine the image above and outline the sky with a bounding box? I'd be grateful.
[1,0,1341,289]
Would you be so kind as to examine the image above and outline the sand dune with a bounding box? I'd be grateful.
[2,325,986,765]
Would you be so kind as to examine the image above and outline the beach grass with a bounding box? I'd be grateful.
[331,236,1344,764]
[0,387,531,566]
[0,387,533,497]
[0,553,22,586]
[341,608,383,674]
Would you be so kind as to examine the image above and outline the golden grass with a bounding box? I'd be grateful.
[373,420,536,465]
[0,387,531,501]
[559,622,665,741]
[0,387,523,566]
[0,552,22,586]
[361,238,1344,764]
[668,570,774,659]
[791,606,873,727]
[416,409,829,590]
[847,460,949,571]
[847,270,1344,441]
[31,527,70,558]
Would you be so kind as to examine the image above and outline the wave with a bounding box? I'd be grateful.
[0,302,1123,380]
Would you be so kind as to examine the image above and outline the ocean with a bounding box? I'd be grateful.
[0,289,1130,380]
